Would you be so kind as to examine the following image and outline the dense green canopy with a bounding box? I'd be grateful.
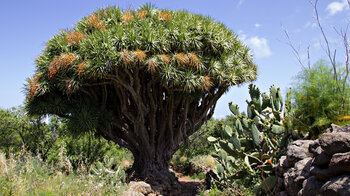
[26,5,256,112]
[25,5,257,187]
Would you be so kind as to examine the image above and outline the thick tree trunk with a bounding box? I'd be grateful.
[126,148,180,194]
[96,69,229,194]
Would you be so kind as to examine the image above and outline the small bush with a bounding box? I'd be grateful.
[0,150,128,196]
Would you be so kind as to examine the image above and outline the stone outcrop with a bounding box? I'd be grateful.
[122,179,199,196]
[122,181,166,196]
[275,124,350,196]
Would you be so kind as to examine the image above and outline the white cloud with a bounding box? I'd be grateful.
[244,36,272,58]
[254,23,261,28]
[238,31,272,58]
[326,0,349,15]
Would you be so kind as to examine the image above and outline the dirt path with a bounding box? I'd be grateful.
[174,171,205,196]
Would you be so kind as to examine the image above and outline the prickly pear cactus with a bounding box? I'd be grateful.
[208,84,293,195]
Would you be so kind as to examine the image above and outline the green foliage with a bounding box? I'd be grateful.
[24,5,257,182]
[190,172,205,180]
[176,118,221,158]
[90,156,127,186]
[0,108,23,154]
[292,60,350,138]
[0,106,131,171]
[0,107,60,160]
[208,84,294,195]
[46,132,129,170]
[0,150,128,196]
[171,155,192,175]
[0,107,131,194]
[25,4,257,136]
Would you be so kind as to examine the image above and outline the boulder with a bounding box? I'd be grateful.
[310,166,331,180]
[294,158,313,184]
[122,190,144,196]
[313,146,332,167]
[275,124,350,196]
[328,152,350,176]
[283,158,312,196]
[321,175,350,196]
[319,132,350,154]
[287,140,314,165]
[283,168,300,196]
[276,156,290,177]
[129,181,153,195]
[308,139,320,155]
[326,123,350,133]
[298,176,324,196]
[341,124,350,133]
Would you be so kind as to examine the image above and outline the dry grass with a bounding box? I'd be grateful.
[190,155,217,169]
[0,150,128,196]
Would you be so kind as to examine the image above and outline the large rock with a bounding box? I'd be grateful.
[267,124,350,196]
[298,176,324,196]
[308,139,320,154]
[283,168,300,196]
[294,158,313,184]
[276,156,290,177]
[328,152,350,176]
[287,140,314,165]
[320,175,350,196]
[314,146,332,167]
[340,124,350,133]
[319,132,350,154]
[283,158,313,195]
[129,181,153,195]
[310,166,332,180]
[122,190,144,196]
[326,124,350,133]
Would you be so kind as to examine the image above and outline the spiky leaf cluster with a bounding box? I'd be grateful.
[25,4,257,137]
[27,4,256,98]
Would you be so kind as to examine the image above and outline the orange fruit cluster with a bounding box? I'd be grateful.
[65,32,86,46]
[138,10,148,19]
[158,11,172,21]
[75,61,87,76]
[202,76,213,91]
[122,11,134,23]
[48,53,76,79]
[28,74,41,99]
[86,14,105,30]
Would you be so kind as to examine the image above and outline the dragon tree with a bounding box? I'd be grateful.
[25,4,257,188]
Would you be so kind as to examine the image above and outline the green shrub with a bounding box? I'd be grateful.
[46,132,130,171]
[175,118,221,159]
[0,107,61,159]
[0,150,128,196]
[292,60,350,138]
[208,84,294,195]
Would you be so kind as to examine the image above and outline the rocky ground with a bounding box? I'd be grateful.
[122,171,205,196]
[275,124,350,196]
[123,124,350,196]
[123,169,205,196]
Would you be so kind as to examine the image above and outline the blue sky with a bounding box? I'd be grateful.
[0,0,349,118]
